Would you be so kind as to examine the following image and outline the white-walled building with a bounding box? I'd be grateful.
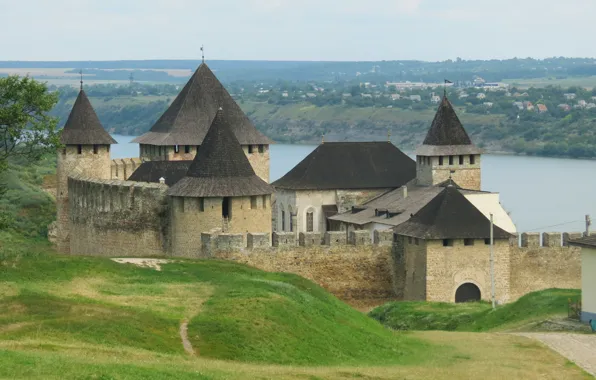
[569,236,596,323]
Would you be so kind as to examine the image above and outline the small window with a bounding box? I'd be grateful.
[248,145,254,154]
[289,214,294,232]
[427,157,431,165]
[459,155,464,165]
[281,211,286,231]
[262,195,268,208]
[449,156,454,165]
[159,146,163,156]
[439,156,444,166]
[185,145,190,154]
[199,198,204,212]
[464,238,474,246]
[470,155,476,164]
[414,238,420,245]
[77,145,82,154]
[250,196,257,209]
[93,144,98,154]
[485,238,491,245]
[175,145,180,154]
[443,239,453,247]
[306,211,314,232]
[258,144,264,153]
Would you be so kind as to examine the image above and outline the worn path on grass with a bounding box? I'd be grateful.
[515,333,596,377]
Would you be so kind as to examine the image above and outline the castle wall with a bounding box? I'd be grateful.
[139,144,270,183]
[581,247,596,322]
[398,235,428,301]
[416,154,481,190]
[56,145,112,253]
[110,158,142,180]
[68,175,168,257]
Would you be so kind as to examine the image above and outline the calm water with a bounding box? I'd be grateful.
[111,135,596,233]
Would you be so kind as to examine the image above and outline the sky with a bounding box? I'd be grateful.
[2,0,596,62]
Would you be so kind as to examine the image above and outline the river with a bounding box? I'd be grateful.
[111,134,596,233]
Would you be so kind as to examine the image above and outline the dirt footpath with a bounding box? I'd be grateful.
[516,333,596,377]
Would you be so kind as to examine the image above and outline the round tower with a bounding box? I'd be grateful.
[56,89,117,253]
[416,96,483,190]
[167,108,273,257]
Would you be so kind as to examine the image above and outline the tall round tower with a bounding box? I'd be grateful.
[415,96,483,191]
[56,89,117,253]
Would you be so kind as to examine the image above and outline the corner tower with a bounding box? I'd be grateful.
[167,108,274,257]
[56,89,117,253]
[132,63,272,182]
[416,96,483,190]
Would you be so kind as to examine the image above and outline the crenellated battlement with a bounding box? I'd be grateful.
[510,232,584,248]
[110,157,142,180]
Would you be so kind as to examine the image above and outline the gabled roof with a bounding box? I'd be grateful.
[132,63,272,146]
[128,160,192,186]
[568,235,596,249]
[393,185,511,240]
[272,142,416,190]
[168,108,273,197]
[416,96,482,156]
[60,90,117,145]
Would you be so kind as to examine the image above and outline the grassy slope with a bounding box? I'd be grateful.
[370,289,581,332]
[0,236,590,379]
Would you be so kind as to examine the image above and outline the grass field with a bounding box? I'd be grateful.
[504,76,596,89]
[0,234,590,379]
[370,289,581,332]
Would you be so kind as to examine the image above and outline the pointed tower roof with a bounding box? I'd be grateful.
[132,63,272,146]
[168,109,274,197]
[415,96,482,156]
[394,185,510,240]
[60,90,117,145]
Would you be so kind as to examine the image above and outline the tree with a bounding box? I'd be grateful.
[0,75,60,178]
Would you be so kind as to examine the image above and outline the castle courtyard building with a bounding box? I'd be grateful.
[568,236,596,322]
[56,88,117,253]
[168,108,274,257]
[132,63,273,182]
[271,141,416,236]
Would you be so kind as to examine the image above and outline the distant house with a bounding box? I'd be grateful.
[512,101,524,110]
[476,93,487,100]
[513,92,522,97]
[306,93,317,98]
[586,103,596,109]
[523,101,534,111]
[282,92,289,98]
[568,236,596,322]
[578,100,587,108]
[473,76,486,86]
[458,92,469,99]
[410,95,422,102]
[483,102,494,108]
[342,93,352,98]
[361,93,373,99]
[505,92,512,97]
[536,104,548,113]
[430,95,441,103]
[391,94,401,101]
[564,93,577,100]
[521,92,529,97]
[558,104,571,112]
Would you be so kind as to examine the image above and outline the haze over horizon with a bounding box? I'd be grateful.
[2,0,595,62]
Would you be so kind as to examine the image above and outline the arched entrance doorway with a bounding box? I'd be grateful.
[455,283,481,303]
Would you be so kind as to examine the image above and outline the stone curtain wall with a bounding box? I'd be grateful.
[509,232,581,301]
[68,175,168,257]
[111,158,142,180]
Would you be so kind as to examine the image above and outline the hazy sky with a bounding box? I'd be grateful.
[2,0,595,62]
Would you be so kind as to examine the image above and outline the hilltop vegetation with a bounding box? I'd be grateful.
[370,289,582,332]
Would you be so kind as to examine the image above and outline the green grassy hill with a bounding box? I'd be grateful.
[369,289,581,332]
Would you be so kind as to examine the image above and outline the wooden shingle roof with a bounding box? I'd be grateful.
[60,90,117,145]
[272,142,416,190]
[394,185,511,240]
[168,108,273,198]
[132,63,272,146]
[128,160,192,186]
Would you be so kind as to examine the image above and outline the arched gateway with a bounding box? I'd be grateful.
[455,283,481,303]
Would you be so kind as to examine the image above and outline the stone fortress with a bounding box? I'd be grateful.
[53,62,582,306]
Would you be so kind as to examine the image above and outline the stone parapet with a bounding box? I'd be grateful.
[349,230,371,246]
[216,234,244,251]
[299,232,322,247]
[325,231,347,246]
[374,229,394,246]
[273,232,296,248]
[563,232,583,247]
[521,232,540,248]
[542,232,562,247]
[248,233,270,249]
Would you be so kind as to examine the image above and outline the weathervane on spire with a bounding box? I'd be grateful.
[387,129,391,142]
[444,79,452,97]
[79,69,84,90]
[201,45,205,63]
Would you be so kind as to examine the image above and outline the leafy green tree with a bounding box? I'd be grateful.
[0,76,60,179]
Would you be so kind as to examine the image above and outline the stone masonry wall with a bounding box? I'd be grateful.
[111,158,142,180]
[56,145,112,253]
[68,175,168,257]
[416,155,481,190]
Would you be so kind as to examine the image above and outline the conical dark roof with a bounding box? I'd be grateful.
[168,109,273,197]
[424,96,471,146]
[272,142,415,190]
[132,63,272,146]
[394,185,511,240]
[60,90,117,145]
